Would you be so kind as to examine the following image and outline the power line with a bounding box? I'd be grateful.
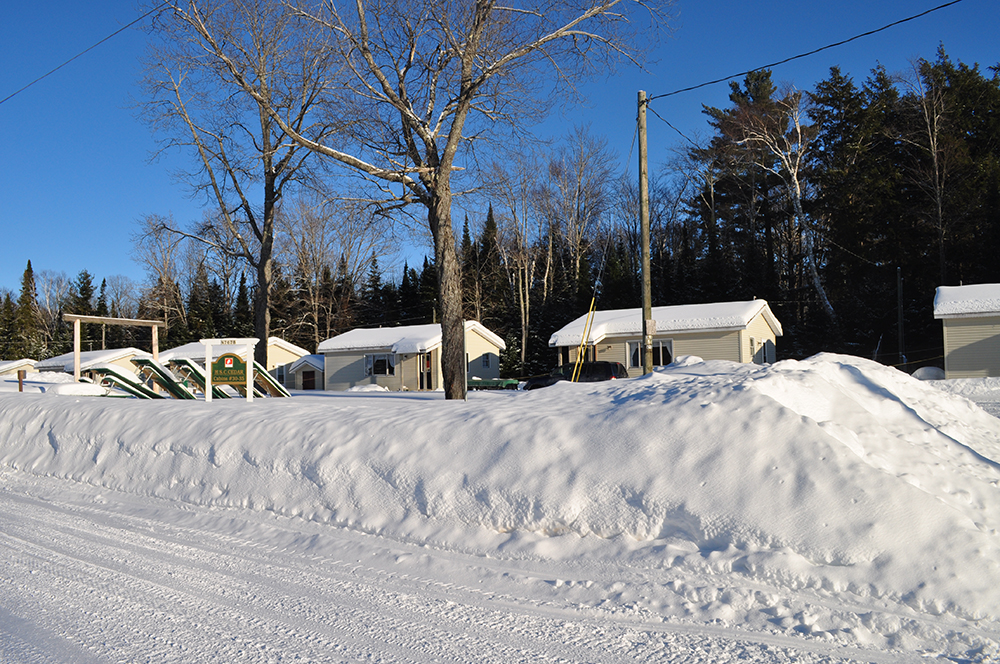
[646,0,967,104]
[0,2,169,107]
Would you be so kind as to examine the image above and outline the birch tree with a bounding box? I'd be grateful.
[728,88,837,325]
[486,152,546,372]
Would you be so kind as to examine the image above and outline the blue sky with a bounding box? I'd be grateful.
[1,0,996,295]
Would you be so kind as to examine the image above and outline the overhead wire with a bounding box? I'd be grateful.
[641,0,970,269]
[646,0,967,104]
[0,2,169,107]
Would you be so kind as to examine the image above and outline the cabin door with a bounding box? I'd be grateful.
[419,352,433,390]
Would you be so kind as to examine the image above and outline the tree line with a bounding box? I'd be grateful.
[5,47,998,379]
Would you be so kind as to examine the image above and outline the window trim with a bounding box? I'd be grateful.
[628,339,673,369]
[364,353,396,376]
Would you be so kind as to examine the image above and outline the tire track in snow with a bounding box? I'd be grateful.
[0,476,951,663]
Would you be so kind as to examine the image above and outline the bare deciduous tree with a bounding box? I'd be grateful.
[899,58,961,284]
[486,151,546,372]
[277,195,392,348]
[140,0,340,362]
[176,0,669,398]
[537,126,616,300]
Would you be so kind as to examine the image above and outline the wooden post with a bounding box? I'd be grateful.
[638,90,653,375]
[204,341,214,403]
[73,318,81,382]
[17,369,25,393]
[245,341,254,403]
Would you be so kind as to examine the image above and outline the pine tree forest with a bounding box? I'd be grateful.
[3,50,999,378]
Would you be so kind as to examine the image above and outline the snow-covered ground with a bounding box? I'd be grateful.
[1,353,999,662]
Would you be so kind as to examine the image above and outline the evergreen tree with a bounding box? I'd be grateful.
[418,257,438,324]
[186,263,215,341]
[0,293,16,359]
[68,269,97,351]
[209,279,232,338]
[330,257,356,333]
[477,205,508,329]
[233,273,255,338]
[359,257,385,325]
[398,262,421,325]
[14,261,45,358]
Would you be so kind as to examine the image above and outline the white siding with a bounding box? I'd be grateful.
[943,316,1000,378]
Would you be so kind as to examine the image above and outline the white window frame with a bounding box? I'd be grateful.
[364,353,395,376]
[482,353,491,369]
[628,340,673,369]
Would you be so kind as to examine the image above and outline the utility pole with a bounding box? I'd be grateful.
[897,267,906,368]
[638,90,653,375]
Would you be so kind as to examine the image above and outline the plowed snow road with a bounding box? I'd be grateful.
[0,472,942,663]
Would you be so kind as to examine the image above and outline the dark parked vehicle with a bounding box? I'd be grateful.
[522,361,629,390]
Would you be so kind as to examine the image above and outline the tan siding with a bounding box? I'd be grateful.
[594,342,628,366]
[265,344,301,371]
[572,330,741,369]
[324,352,373,390]
[744,313,778,363]
[395,354,419,390]
[672,330,741,361]
[466,332,501,379]
[943,317,1000,378]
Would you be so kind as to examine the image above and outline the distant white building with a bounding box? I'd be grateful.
[34,348,151,377]
[934,283,1000,378]
[549,300,782,369]
[0,358,37,376]
[318,322,505,391]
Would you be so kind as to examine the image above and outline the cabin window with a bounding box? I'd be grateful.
[275,365,286,385]
[365,353,395,376]
[482,353,491,369]
[629,340,672,368]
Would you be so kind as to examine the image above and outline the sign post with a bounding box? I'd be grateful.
[201,338,259,402]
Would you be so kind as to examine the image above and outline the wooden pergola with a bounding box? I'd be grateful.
[63,313,167,382]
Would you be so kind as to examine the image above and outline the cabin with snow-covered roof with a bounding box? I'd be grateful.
[317,322,505,391]
[0,358,37,376]
[548,300,782,370]
[933,283,1000,378]
[286,354,325,390]
[34,348,151,378]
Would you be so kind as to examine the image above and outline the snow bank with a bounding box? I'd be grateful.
[1,353,999,623]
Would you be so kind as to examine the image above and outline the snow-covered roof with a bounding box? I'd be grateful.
[0,358,36,375]
[34,348,151,373]
[318,321,505,355]
[933,283,1000,318]
[287,354,324,374]
[269,337,311,358]
[159,337,309,362]
[549,300,782,347]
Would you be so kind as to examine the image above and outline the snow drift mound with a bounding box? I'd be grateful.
[1,353,999,620]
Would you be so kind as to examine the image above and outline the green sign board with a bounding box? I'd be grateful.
[211,353,248,385]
